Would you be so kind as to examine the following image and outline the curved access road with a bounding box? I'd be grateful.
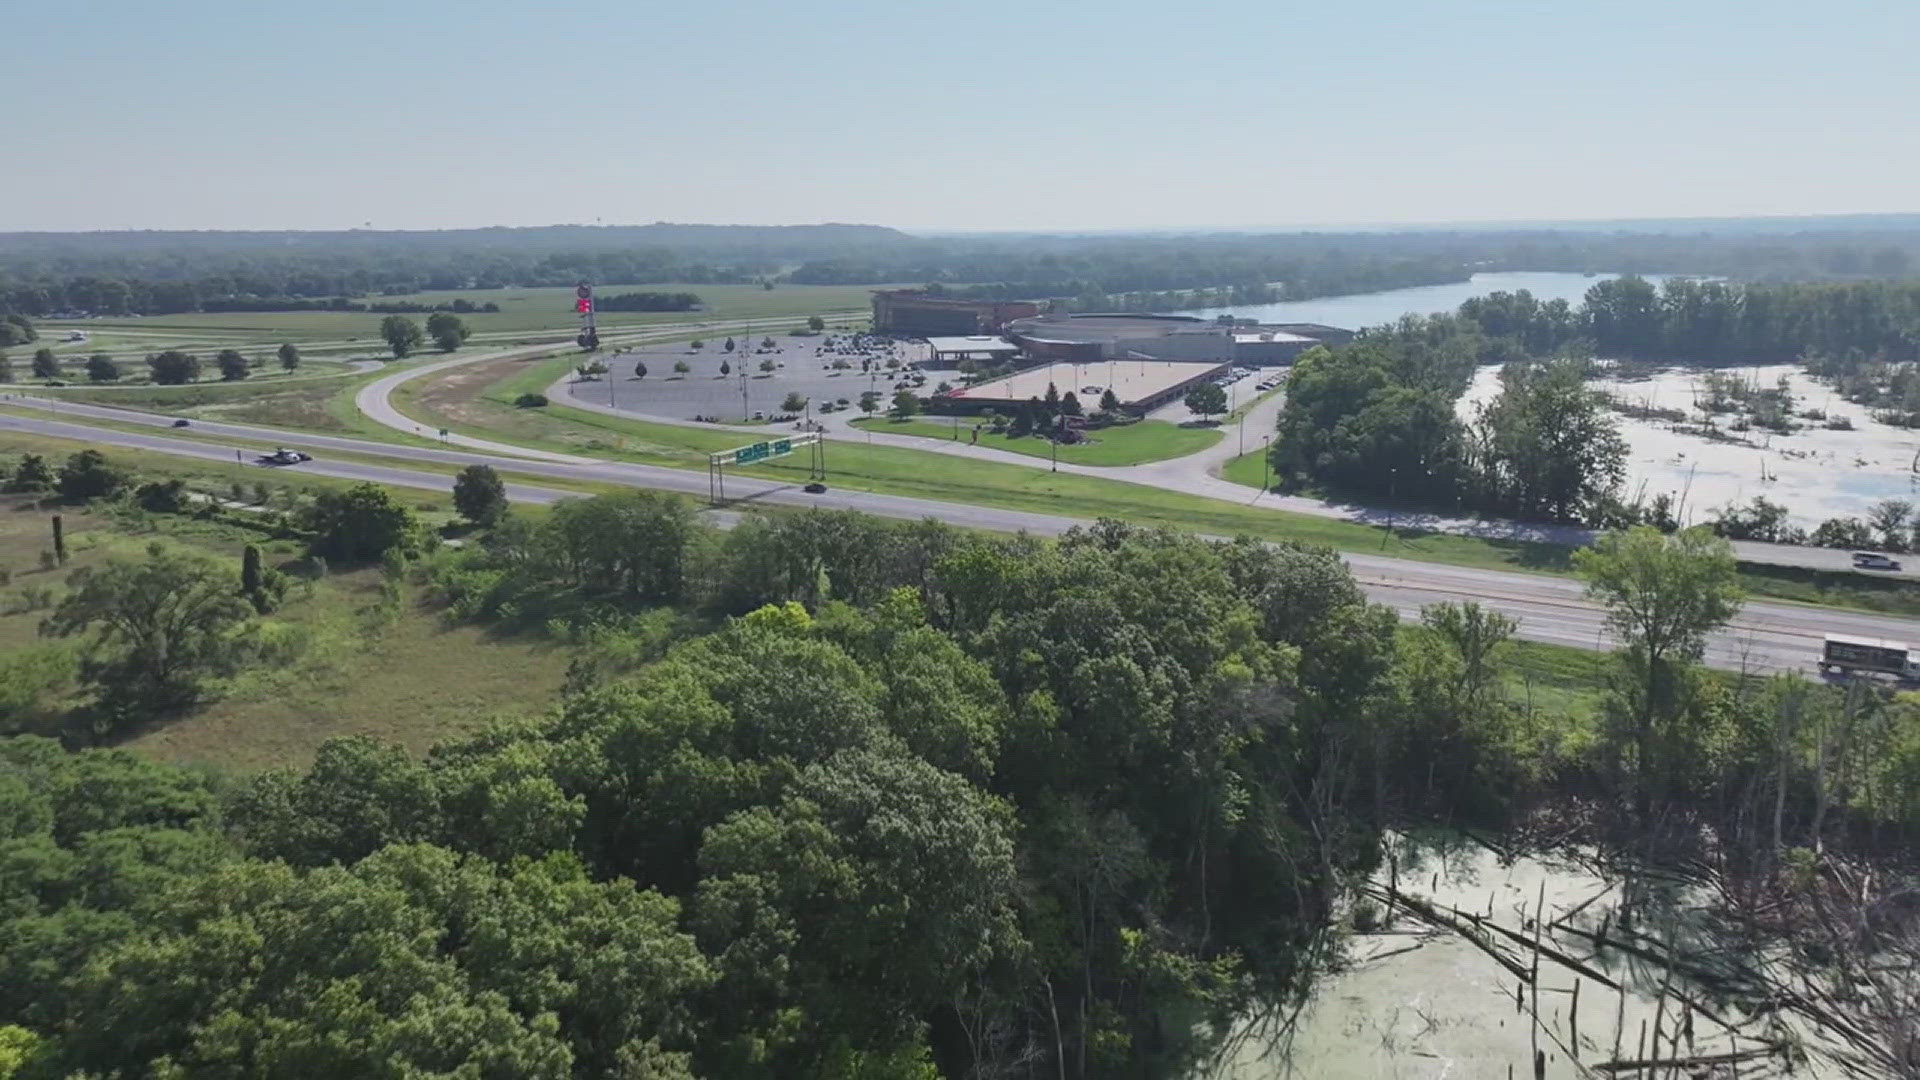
[5,397,1917,680]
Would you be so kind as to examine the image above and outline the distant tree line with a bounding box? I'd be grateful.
[593,291,703,312]
[8,220,1920,322]
[0,280,515,317]
[787,222,1920,294]
[1461,277,1920,364]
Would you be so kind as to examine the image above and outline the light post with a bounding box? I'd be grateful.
[1260,434,1270,494]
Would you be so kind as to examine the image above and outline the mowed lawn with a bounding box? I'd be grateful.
[60,282,889,350]
[1220,447,1271,489]
[851,416,1223,466]
[35,367,376,431]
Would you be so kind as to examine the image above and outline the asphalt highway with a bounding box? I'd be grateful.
[7,400,1917,678]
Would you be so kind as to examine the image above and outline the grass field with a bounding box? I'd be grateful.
[3,355,359,391]
[1220,446,1271,489]
[31,366,380,431]
[129,578,572,772]
[57,282,886,353]
[0,485,571,771]
[850,416,1223,466]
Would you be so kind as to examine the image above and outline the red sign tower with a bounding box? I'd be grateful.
[575,283,599,350]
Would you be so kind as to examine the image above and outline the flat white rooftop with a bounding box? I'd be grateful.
[950,358,1221,407]
[925,335,1019,354]
[1233,331,1316,344]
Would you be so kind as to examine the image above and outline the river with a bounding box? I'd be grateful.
[1177,271,1658,330]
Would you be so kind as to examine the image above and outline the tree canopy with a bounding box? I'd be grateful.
[380,315,425,358]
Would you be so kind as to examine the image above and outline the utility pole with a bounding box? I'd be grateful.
[1260,434,1270,494]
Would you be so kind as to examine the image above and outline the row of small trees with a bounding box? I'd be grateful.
[0,343,303,384]
[0,312,470,385]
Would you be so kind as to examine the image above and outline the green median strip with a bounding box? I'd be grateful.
[848,415,1222,466]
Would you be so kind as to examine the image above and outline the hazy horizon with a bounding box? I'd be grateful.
[3,0,1915,232]
[6,210,1920,238]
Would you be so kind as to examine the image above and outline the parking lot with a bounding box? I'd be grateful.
[559,332,932,422]
[1149,364,1283,423]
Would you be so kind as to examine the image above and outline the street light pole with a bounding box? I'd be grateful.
[1260,434,1271,494]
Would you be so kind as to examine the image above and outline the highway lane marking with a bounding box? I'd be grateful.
[1349,570,1842,644]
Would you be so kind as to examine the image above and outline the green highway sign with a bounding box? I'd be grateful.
[710,432,817,468]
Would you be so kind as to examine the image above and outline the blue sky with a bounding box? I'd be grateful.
[3,0,1915,231]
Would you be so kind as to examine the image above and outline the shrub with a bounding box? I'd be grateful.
[134,480,191,514]
[514,392,549,408]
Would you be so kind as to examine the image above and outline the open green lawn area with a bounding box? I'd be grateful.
[33,365,382,432]
[851,416,1223,466]
[3,355,358,390]
[1220,446,1271,490]
[372,282,891,330]
[58,282,886,352]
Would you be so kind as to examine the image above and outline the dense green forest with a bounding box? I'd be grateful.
[6,218,1920,317]
[5,476,1920,1077]
[1270,277,1920,529]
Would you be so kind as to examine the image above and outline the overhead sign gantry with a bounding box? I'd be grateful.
[707,431,826,505]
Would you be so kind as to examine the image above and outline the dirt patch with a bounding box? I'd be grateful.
[412,354,544,429]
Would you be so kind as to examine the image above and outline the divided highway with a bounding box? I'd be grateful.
[6,395,1916,678]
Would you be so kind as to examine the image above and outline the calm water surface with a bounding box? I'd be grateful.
[1179,271,1665,329]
